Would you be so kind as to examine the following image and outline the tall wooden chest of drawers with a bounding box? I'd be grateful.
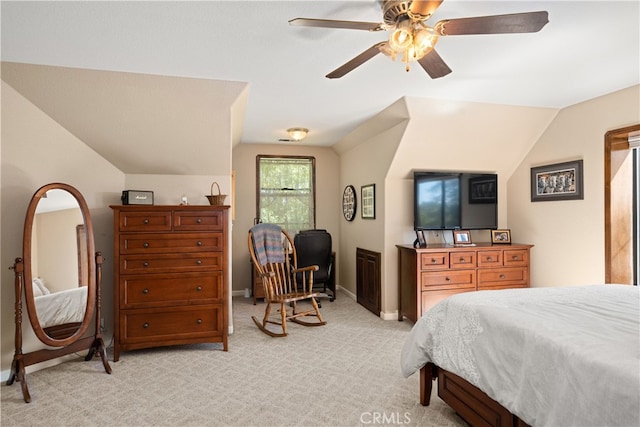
[110,205,229,361]
[397,243,533,323]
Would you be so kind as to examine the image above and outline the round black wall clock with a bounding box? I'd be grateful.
[342,185,357,221]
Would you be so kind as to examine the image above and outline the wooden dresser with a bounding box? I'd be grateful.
[397,243,533,323]
[110,205,229,361]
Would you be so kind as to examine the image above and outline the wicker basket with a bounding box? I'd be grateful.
[206,182,227,206]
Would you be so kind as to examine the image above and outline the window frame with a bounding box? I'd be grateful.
[255,155,316,233]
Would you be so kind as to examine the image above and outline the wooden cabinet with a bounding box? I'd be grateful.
[111,205,229,361]
[397,243,532,323]
[356,248,381,316]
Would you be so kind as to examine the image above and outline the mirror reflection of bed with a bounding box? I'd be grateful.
[7,183,111,403]
[31,189,87,339]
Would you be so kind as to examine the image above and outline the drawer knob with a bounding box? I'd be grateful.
[143,242,149,248]
[459,258,465,263]
[487,256,493,261]
[196,319,203,324]
[431,258,437,263]
[196,241,203,246]
[143,261,149,267]
[143,219,149,225]
[196,259,202,265]
[142,288,149,294]
[143,323,149,329]
[512,255,518,260]
[500,274,506,279]
[196,218,202,224]
[196,286,203,291]
[445,277,451,282]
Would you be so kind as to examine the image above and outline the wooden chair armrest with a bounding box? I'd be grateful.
[291,265,319,274]
[292,265,318,294]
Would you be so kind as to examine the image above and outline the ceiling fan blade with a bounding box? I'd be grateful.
[417,49,452,79]
[409,0,444,20]
[434,11,549,36]
[326,42,386,79]
[289,18,385,32]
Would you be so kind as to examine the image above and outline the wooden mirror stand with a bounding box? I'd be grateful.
[6,183,111,403]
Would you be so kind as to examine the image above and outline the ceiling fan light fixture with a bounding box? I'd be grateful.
[389,19,413,51]
[413,28,438,57]
[287,127,309,141]
[379,43,399,60]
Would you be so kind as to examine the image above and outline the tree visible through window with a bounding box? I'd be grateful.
[257,156,315,234]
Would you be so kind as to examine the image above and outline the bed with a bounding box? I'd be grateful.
[401,285,640,427]
[34,285,88,339]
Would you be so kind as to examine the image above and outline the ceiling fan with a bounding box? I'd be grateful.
[289,0,549,79]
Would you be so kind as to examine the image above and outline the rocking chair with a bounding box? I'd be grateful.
[248,224,326,337]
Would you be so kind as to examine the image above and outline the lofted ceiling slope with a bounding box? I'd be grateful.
[2,62,247,175]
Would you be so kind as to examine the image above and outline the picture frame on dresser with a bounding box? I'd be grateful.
[453,229,472,245]
[491,229,511,244]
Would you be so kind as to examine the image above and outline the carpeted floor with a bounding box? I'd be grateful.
[1,292,467,427]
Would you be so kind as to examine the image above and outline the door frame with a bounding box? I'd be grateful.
[604,124,640,283]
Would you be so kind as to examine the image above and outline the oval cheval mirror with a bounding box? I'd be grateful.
[7,183,111,403]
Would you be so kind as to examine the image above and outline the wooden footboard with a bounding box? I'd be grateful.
[420,363,530,427]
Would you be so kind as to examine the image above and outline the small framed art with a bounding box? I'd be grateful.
[453,230,472,245]
[531,159,583,202]
[361,184,375,219]
[491,229,511,244]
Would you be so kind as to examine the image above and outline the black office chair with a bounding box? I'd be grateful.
[294,229,335,302]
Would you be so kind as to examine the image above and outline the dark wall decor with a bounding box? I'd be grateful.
[361,184,375,219]
[531,160,584,202]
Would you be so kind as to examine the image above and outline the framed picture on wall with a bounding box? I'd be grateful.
[531,159,583,202]
[361,184,375,219]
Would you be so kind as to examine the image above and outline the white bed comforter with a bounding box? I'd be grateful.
[401,285,640,427]
[35,286,88,328]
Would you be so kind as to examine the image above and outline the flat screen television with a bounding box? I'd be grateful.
[413,171,498,230]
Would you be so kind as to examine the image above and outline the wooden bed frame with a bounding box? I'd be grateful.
[420,363,530,427]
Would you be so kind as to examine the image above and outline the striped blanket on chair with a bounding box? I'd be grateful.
[250,223,285,266]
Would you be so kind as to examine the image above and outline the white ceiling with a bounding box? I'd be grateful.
[2,1,639,160]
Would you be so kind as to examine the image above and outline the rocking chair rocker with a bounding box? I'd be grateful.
[248,224,326,337]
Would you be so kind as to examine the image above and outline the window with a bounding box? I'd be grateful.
[256,155,315,234]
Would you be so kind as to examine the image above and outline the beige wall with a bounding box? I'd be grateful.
[339,96,559,318]
[1,82,125,376]
[338,113,408,307]
[508,85,640,286]
[231,143,340,295]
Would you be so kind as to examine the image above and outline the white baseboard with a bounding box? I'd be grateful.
[380,310,399,320]
[337,286,398,320]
